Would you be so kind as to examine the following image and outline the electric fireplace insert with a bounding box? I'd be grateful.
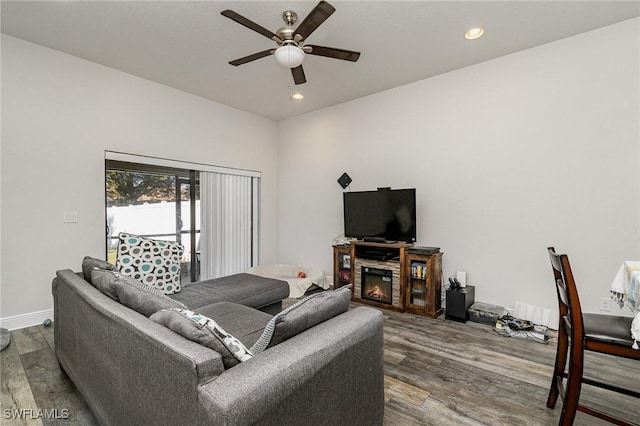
[361,267,392,305]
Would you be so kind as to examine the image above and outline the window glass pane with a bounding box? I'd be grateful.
[106,168,200,283]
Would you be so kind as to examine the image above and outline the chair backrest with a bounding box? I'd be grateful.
[548,247,585,340]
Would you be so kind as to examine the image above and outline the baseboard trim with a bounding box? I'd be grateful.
[0,309,54,331]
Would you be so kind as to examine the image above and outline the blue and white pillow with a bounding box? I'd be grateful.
[116,232,184,294]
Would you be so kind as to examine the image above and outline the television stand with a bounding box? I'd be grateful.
[357,248,397,261]
[332,241,443,317]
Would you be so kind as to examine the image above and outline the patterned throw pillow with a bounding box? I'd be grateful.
[116,233,184,295]
[150,308,253,369]
[250,285,352,354]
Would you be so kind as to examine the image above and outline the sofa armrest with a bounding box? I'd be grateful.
[197,306,384,426]
[53,269,223,425]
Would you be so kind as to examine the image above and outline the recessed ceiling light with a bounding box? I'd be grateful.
[291,93,304,100]
[465,27,485,40]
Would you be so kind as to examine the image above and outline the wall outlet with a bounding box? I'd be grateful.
[599,297,612,312]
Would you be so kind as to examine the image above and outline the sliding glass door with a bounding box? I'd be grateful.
[105,153,260,284]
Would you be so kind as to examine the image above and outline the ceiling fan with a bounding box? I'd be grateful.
[221,1,360,85]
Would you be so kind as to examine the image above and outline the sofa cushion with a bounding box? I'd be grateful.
[150,308,254,369]
[197,302,272,348]
[116,232,183,295]
[82,256,114,284]
[169,273,289,310]
[250,285,352,354]
[90,269,186,317]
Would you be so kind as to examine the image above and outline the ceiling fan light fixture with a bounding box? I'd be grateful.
[275,44,305,68]
[465,27,485,40]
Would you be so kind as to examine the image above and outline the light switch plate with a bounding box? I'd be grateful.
[64,211,78,223]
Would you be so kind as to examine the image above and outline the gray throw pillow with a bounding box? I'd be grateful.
[112,271,187,317]
[90,269,186,316]
[82,256,114,284]
[250,285,352,354]
[150,308,253,369]
[90,268,120,300]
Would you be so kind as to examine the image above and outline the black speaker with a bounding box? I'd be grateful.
[446,285,475,323]
[337,172,352,189]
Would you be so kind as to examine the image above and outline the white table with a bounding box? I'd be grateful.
[610,261,640,349]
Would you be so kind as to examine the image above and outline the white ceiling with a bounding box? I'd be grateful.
[2,1,639,121]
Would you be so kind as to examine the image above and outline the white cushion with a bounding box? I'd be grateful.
[247,264,329,298]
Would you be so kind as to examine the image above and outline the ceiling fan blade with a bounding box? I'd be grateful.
[291,66,307,85]
[221,9,280,41]
[306,45,360,62]
[295,1,335,40]
[229,49,274,66]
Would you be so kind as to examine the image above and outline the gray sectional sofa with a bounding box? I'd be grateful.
[52,264,385,425]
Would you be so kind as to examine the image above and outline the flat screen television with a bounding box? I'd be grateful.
[343,188,416,243]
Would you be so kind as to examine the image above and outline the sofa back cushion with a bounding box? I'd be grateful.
[116,232,184,295]
[82,256,114,284]
[90,269,186,317]
[250,285,352,354]
[150,308,253,369]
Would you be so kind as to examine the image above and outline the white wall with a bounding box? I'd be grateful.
[2,18,638,326]
[277,18,640,315]
[1,35,279,323]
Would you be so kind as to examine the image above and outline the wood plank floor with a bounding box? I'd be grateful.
[2,301,639,425]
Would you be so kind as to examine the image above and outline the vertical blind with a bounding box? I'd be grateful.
[200,172,257,279]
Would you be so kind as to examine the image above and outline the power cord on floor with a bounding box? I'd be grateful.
[493,314,549,344]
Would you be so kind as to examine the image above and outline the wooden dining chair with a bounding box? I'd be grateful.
[546,247,640,426]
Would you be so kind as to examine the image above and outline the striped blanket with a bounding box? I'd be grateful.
[610,261,640,349]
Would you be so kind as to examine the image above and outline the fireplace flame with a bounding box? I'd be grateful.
[367,285,388,300]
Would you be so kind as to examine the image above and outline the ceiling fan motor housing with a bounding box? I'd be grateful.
[277,11,298,42]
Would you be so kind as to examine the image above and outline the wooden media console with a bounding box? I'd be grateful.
[333,241,443,317]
